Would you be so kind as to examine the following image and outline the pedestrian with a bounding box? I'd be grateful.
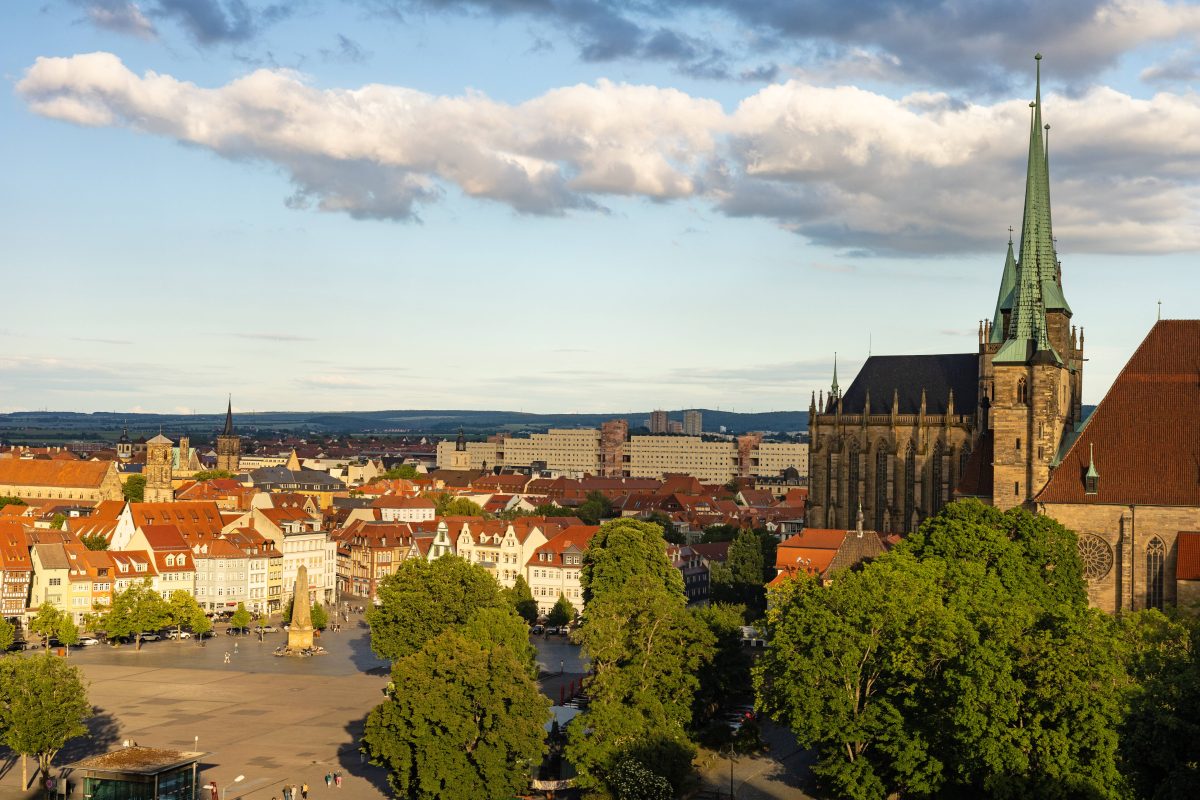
[334,772,342,788]
[325,772,332,787]
[223,652,230,664]
[301,782,309,799]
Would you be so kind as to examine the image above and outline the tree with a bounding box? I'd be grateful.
[310,602,328,631]
[459,607,540,680]
[29,603,65,650]
[701,524,741,543]
[723,529,766,616]
[167,591,205,639]
[191,609,213,642]
[49,513,67,530]
[755,500,1126,800]
[532,502,573,517]
[580,518,684,606]
[691,603,752,724]
[281,594,294,624]
[363,629,549,800]
[547,595,574,628]
[230,602,251,630]
[575,491,615,526]
[568,575,715,795]
[506,575,539,625]
[122,474,145,503]
[79,534,109,551]
[103,579,170,650]
[608,758,673,800]
[0,654,92,790]
[57,617,80,653]
[380,464,419,480]
[433,494,487,518]
[0,497,26,510]
[646,512,685,545]
[367,556,507,662]
[191,469,234,481]
[0,617,14,654]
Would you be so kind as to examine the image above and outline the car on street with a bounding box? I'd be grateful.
[226,626,249,636]
[166,630,192,639]
[254,625,279,633]
[530,625,545,635]
[76,637,100,646]
[138,633,161,641]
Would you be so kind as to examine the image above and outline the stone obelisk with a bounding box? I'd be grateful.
[287,565,314,651]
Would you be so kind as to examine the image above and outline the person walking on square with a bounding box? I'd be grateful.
[334,772,342,788]
[325,772,332,788]
[301,782,308,799]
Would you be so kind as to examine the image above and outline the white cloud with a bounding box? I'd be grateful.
[17,51,1200,254]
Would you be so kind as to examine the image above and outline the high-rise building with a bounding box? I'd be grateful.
[683,410,702,436]
[649,410,669,434]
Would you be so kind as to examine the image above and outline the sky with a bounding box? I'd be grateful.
[2,1,1199,415]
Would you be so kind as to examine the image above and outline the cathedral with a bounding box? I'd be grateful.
[807,55,1086,533]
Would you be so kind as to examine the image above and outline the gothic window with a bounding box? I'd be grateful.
[931,443,944,515]
[1146,538,1165,610]
[959,446,971,477]
[904,443,916,533]
[847,441,860,518]
[823,448,833,518]
[874,445,888,533]
[1016,378,1028,405]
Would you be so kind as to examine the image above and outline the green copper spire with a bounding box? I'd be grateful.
[995,54,1064,365]
[989,231,1018,343]
[1085,443,1099,480]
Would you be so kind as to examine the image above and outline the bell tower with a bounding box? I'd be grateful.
[215,396,241,474]
[989,55,1084,510]
[144,432,175,503]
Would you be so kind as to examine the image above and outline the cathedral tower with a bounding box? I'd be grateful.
[144,432,175,503]
[216,396,241,474]
[988,55,1084,510]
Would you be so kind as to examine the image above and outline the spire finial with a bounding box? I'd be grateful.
[1008,225,1013,245]
[831,352,839,398]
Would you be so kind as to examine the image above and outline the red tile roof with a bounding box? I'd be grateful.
[132,502,226,539]
[1177,532,1200,581]
[0,459,113,489]
[527,525,599,567]
[1038,320,1200,506]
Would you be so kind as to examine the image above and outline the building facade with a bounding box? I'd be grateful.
[215,397,241,474]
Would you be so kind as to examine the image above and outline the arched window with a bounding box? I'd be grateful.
[874,445,888,533]
[959,446,971,477]
[1016,378,1028,405]
[931,442,944,515]
[1146,538,1165,610]
[904,443,916,533]
[823,447,833,523]
[847,440,861,522]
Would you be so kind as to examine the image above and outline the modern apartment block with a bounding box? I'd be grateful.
[649,410,669,434]
[683,410,703,436]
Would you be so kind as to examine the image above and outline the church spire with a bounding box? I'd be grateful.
[222,395,234,436]
[995,54,1065,365]
[830,353,839,399]
[989,231,1018,343]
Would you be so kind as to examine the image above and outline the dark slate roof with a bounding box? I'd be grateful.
[839,354,979,415]
[249,466,345,489]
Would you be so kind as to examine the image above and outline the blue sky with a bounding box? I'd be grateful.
[3,1,1199,415]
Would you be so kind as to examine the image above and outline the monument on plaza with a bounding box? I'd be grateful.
[286,565,314,651]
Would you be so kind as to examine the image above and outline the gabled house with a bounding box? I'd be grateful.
[526,525,599,617]
[126,524,196,600]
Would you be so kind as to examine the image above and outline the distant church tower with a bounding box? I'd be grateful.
[981,54,1084,511]
[116,423,133,462]
[449,428,471,470]
[215,396,241,474]
[144,432,175,503]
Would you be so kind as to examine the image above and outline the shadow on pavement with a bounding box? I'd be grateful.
[338,717,390,796]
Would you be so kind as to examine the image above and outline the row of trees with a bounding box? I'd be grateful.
[362,557,551,799]
[754,499,1200,800]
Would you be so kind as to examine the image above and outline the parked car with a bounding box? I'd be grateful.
[166,630,192,640]
[138,633,161,642]
[226,626,249,636]
[76,637,100,647]
[530,624,545,635]
[254,625,279,633]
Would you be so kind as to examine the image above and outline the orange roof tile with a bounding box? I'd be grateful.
[1177,532,1200,581]
[0,459,113,489]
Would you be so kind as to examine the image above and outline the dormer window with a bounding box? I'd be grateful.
[165,555,175,567]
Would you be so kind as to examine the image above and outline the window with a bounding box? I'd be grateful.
[1015,438,1021,452]
[874,446,888,532]
[847,442,860,522]
[903,443,916,533]
[49,577,61,586]
[931,443,944,515]
[1014,481,1020,496]
[1016,378,1028,405]
[1146,538,1165,610]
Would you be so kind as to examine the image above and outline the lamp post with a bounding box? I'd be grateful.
[722,743,736,798]
[221,774,244,800]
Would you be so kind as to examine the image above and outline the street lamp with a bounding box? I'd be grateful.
[221,774,244,800]
[722,743,736,798]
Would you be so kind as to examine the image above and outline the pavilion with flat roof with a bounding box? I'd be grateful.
[63,745,205,800]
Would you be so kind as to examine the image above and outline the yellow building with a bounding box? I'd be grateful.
[0,459,123,503]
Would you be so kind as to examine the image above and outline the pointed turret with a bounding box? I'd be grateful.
[989,234,1018,343]
[830,353,840,400]
[996,54,1067,365]
[223,395,234,436]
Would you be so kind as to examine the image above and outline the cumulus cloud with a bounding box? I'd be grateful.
[372,1,1200,88]
[17,52,1200,255]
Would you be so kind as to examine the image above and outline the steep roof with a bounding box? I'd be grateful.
[0,459,113,489]
[1177,532,1200,581]
[838,354,979,415]
[955,430,994,498]
[132,502,226,539]
[1037,320,1200,506]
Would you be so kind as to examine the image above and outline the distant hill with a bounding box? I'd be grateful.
[0,408,809,443]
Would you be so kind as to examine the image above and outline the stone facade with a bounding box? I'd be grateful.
[143,434,175,503]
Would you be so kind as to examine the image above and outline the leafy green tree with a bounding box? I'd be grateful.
[568,575,715,795]
[29,604,65,650]
[547,595,574,627]
[191,469,234,481]
[380,464,419,480]
[311,602,328,630]
[580,518,683,605]
[0,653,92,790]
[281,594,294,624]
[190,609,213,641]
[230,602,251,630]
[0,617,14,654]
[575,491,615,525]
[433,493,487,517]
[167,591,205,639]
[725,528,766,614]
[363,629,549,800]
[646,511,684,545]
[701,524,741,543]
[122,474,145,503]
[103,579,170,650]
[79,534,109,551]
[459,607,540,680]
[56,617,80,654]
[506,575,539,625]
[756,500,1126,800]
[1120,611,1200,800]
[49,513,67,530]
[532,502,573,517]
[691,603,751,724]
[0,497,26,510]
[608,758,673,800]
[367,556,507,662]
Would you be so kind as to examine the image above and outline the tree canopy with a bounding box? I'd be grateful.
[102,579,170,650]
[575,491,615,526]
[367,556,507,661]
[0,654,92,788]
[230,602,251,630]
[380,464,419,480]
[122,474,145,503]
[506,575,539,625]
[580,518,683,605]
[547,595,574,627]
[755,500,1126,800]
[79,534,109,551]
[433,494,487,518]
[29,604,66,650]
[0,497,26,510]
[311,602,329,631]
[191,470,234,481]
[167,591,205,639]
